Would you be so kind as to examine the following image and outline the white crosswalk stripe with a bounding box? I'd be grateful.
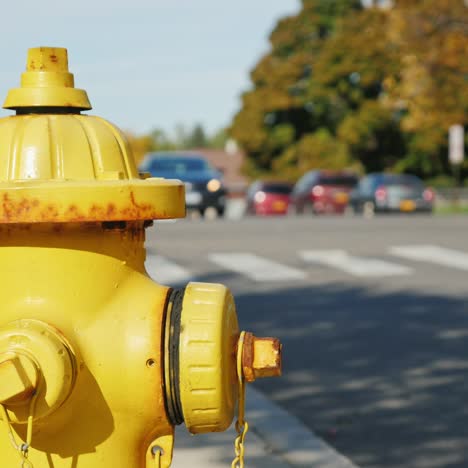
[390,245,468,271]
[145,255,193,285]
[146,245,468,285]
[208,253,307,282]
[299,249,412,277]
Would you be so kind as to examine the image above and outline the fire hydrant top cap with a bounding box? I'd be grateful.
[0,47,185,223]
[3,47,91,110]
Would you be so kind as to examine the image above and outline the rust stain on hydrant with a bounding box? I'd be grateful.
[241,332,282,382]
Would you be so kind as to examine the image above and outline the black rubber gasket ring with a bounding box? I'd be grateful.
[163,288,184,425]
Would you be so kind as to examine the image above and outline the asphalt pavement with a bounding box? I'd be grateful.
[146,215,468,468]
[172,387,358,468]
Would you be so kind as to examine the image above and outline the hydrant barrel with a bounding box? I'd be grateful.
[0,47,282,468]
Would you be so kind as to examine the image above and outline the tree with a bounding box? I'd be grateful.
[186,124,208,148]
[230,0,362,177]
[384,0,468,175]
[209,128,228,149]
[273,128,352,180]
[149,128,175,150]
[230,0,468,181]
[124,124,227,165]
[312,7,406,171]
[337,101,405,172]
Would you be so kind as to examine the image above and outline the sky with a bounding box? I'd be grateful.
[0,1,300,136]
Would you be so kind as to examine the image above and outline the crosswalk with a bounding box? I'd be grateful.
[299,249,412,277]
[145,254,192,285]
[145,244,468,285]
[209,253,307,281]
[389,245,468,272]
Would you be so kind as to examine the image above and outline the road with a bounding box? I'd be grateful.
[146,215,468,468]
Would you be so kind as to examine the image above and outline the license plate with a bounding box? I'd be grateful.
[334,192,349,204]
[185,191,202,205]
[272,200,286,211]
[400,200,416,212]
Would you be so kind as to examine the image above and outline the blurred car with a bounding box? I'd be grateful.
[290,170,358,215]
[139,152,226,217]
[246,180,293,216]
[348,173,434,216]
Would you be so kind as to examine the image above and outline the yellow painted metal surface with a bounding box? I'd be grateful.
[4,47,90,110]
[0,47,282,468]
[0,47,179,467]
[0,47,185,222]
[0,179,185,223]
[0,354,37,404]
[178,283,239,434]
[0,223,174,467]
[0,319,76,423]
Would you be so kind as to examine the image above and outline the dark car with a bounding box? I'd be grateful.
[348,173,434,216]
[290,170,358,215]
[139,153,226,218]
[246,180,293,216]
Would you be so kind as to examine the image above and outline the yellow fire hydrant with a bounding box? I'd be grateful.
[0,47,282,468]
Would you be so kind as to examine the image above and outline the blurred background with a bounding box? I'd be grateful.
[3,2,468,468]
[129,1,467,215]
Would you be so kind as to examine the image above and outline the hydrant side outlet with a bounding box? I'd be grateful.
[176,283,239,434]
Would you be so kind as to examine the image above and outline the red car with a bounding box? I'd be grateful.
[290,170,358,215]
[246,180,293,216]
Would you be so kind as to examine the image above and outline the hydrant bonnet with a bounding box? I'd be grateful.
[0,47,185,223]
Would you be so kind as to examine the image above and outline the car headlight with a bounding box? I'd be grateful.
[254,191,266,203]
[207,179,222,192]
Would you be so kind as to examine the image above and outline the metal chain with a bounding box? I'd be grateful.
[0,378,40,468]
[153,447,162,468]
[1,343,250,468]
[232,331,249,468]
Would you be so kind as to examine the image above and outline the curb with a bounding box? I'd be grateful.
[171,386,360,467]
[246,386,360,468]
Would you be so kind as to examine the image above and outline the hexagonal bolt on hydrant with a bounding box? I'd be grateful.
[0,47,282,468]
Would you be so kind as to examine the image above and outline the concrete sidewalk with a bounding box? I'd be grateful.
[172,387,359,468]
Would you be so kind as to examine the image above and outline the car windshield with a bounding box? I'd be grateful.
[262,183,292,195]
[318,176,357,187]
[383,175,424,188]
[149,157,211,174]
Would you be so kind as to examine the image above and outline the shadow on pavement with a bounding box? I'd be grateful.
[172,425,288,468]
[227,283,468,468]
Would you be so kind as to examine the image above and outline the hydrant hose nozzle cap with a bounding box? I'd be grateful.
[165,282,240,434]
[3,47,91,110]
[165,282,283,435]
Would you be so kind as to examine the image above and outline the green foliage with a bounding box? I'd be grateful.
[149,128,176,151]
[273,128,352,180]
[124,123,227,165]
[231,0,363,177]
[425,175,457,189]
[209,128,228,149]
[230,0,468,182]
[186,124,208,148]
[337,101,405,172]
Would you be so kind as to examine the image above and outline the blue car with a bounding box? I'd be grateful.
[348,173,434,216]
[139,152,226,218]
